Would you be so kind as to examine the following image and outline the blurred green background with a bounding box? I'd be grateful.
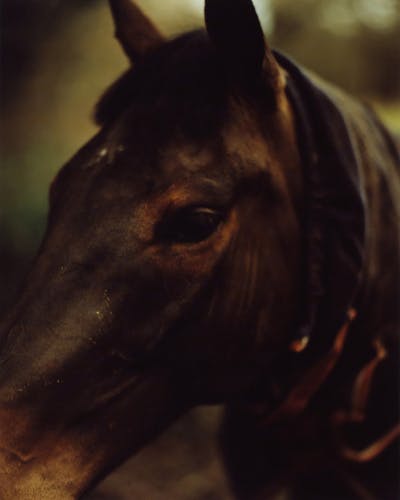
[1,0,399,316]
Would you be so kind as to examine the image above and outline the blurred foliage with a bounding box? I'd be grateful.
[1,0,399,315]
[270,0,400,99]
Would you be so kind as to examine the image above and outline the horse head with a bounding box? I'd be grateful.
[0,1,304,497]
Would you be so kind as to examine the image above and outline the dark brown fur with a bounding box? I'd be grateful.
[0,1,398,499]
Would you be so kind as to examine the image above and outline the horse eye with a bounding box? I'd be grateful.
[157,207,224,244]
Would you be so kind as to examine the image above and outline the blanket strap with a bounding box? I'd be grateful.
[262,308,356,425]
[259,310,400,462]
[331,339,400,463]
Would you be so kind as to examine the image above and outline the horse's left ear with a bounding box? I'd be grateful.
[205,0,283,91]
[109,0,164,62]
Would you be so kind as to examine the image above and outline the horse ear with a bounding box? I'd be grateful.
[109,0,164,61]
[204,0,282,90]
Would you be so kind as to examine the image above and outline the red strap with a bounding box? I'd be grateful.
[332,338,400,462]
[263,308,356,425]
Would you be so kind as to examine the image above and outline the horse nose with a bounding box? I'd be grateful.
[0,316,39,399]
[0,322,25,403]
[0,323,64,460]
[0,405,40,460]
[0,321,65,417]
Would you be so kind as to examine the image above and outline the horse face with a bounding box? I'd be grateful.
[0,1,302,497]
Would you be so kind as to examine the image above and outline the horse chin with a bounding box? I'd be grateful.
[0,371,188,499]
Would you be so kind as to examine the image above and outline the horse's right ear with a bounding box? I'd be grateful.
[109,0,164,62]
[205,0,282,91]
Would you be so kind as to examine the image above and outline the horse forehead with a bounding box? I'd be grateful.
[160,140,218,175]
[92,124,219,182]
[221,108,271,173]
[79,99,269,193]
[157,110,270,178]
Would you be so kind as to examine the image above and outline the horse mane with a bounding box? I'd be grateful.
[94,30,231,141]
[94,29,278,146]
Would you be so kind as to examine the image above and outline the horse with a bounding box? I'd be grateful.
[0,0,399,498]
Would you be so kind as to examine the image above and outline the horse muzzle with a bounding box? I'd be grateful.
[0,369,188,499]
